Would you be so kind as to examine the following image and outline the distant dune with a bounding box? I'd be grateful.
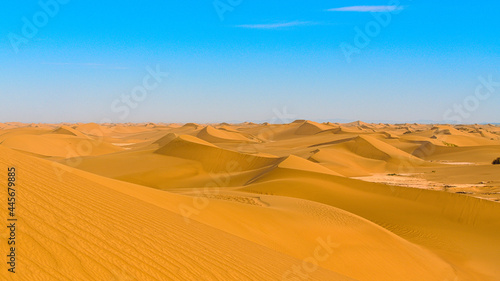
[197,125,256,143]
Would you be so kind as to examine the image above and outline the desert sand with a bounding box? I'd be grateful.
[1,121,500,280]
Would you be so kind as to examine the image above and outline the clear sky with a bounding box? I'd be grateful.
[1,0,499,124]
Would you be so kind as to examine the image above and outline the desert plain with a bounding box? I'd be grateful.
[1,120,500,280]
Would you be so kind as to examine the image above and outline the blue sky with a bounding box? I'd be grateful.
[0,0,499,124]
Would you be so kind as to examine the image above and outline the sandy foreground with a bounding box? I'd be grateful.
[1,121,500,280]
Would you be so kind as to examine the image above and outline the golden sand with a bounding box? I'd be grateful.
[1,121,500,280]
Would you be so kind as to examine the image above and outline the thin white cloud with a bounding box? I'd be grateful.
[327,6,402,12]
[236,21,313,29]
[42,62,105,66]
[41,62,129,69]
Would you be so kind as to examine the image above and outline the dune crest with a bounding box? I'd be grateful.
[155,135,279,172]
[51,125,87,137]
[197,125,255,143]
[295,120,335,135]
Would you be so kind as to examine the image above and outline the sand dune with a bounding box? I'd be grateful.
[310,135,425,171]
[0,147,350,281]
[332,126,366,134]
[197,125,256,143]
[51,125,88,137]
[1,122,500,280]
[155,135,280,172]
[343,120,371,127]
[309,148,386,176]
[1,134,123,158]
[75,122,111,136]
[275,154,343,176]
[432,125,469,136]
[152,132,179,147]
[294,120,335,135]
[241,169,500,280]
[182,122,200,129]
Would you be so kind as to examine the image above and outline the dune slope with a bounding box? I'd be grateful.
[0,146,350,281]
